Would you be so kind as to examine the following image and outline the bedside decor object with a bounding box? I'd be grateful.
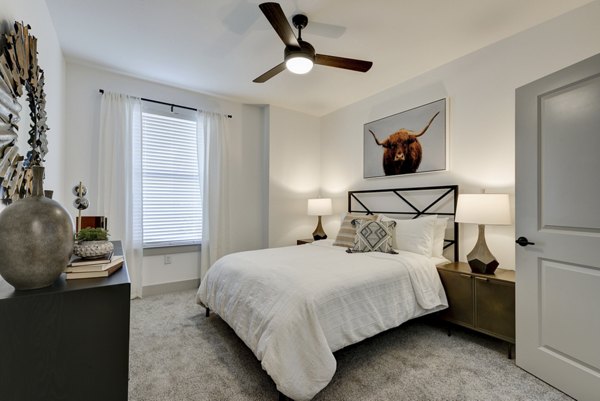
[65,256,124,280]
[0,22,49,204]
[0,166,74,290]
[455,193,511,274]
[73,227,114,259]
[72,181,89,232]
[307,198,332,240]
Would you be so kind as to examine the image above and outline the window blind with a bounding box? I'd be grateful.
[141,111,202,247]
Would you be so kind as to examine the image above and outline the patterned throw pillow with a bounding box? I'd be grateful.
[333,213,378,248]
[347,219,397,254]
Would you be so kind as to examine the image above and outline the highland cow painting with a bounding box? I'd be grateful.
[364,98,447,178]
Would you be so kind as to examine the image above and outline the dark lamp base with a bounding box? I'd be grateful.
[468,258,499,274]
[312,216,327,241]
[466,224,500,275]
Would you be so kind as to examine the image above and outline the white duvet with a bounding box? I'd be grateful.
[196,240,448,401]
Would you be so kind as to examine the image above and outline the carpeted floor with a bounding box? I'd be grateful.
[129,290,572,401]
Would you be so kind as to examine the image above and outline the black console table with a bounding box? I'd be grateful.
[0,241,130,401]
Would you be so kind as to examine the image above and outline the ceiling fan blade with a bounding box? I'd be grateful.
[259,2,299,47]
[253,62,286,83]
[307,21,346,39]
[315,54,373,72]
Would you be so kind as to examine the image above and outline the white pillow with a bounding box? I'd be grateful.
[380,215,437,257]
[433,217,449,258]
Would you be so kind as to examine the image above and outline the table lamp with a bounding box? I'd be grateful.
[307,198,332,240]
[455,193,511,274]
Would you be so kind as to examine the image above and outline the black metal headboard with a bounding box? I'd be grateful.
[347,185,459,262]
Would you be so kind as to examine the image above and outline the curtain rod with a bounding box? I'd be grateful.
[98,89,232,119]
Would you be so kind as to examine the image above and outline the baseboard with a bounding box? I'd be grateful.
[142,278,200,297]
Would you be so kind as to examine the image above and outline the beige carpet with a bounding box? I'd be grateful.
[129,290,572,401]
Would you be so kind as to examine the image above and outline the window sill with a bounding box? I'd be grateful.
[143,244,201,256]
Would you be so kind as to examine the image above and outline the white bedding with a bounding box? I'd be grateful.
[196,240,448,400]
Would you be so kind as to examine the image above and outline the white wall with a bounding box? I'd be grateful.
[319,2,600,270]
[268,106,321,247]
[64,61,267,288]
[0,0,66,210]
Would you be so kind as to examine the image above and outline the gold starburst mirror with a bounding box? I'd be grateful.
[0,22,48,204]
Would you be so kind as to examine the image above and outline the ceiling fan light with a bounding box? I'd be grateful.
[286,55,313,74]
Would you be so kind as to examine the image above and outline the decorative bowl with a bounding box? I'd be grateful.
[73,240,114,259]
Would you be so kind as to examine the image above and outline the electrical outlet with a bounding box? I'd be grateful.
[164,255,172,265]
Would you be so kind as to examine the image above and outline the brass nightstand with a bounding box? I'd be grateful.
[436,262,515,358]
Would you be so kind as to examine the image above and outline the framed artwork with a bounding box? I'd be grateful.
[364,98,447,178]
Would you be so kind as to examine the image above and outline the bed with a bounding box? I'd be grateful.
[196,185,458,401]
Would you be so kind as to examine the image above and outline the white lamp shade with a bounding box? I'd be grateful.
[286,56,313,74]
[455,194,511,225]
[307,198,332,216]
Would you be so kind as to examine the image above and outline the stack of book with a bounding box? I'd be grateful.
[65,254,124,280]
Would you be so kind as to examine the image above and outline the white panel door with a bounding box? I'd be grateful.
[515,53,600,401]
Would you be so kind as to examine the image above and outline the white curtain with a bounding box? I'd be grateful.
[98,92,144,298]
[199,111,230,279]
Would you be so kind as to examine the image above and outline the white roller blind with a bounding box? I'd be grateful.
[141,110,202,247]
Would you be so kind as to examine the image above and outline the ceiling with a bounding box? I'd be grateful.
[45,0,593,116]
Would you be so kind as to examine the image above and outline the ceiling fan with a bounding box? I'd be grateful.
[253,2,373,83]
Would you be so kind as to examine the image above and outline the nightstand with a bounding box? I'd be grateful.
[297,238,314,245]
[436,262,515,358]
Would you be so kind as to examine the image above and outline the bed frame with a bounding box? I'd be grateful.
[347,185,459,262]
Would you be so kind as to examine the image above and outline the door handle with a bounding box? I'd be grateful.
[516,236,535,247]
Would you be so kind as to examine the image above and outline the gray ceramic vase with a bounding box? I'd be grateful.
[0,166,74,290]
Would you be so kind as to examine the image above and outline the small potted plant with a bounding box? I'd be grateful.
[73,227,114,259]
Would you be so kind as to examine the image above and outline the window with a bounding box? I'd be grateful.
[141,105,202,248]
